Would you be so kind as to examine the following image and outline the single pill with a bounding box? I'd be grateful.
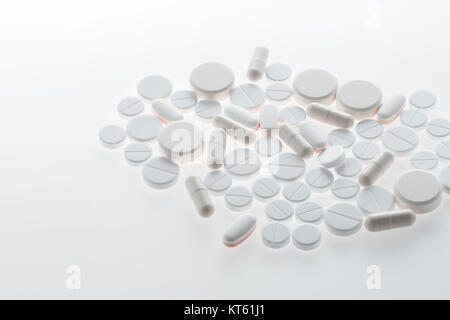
[318,146,346,168]
[207,128,227,169]
[266,82,292,102]
[377,95,406,123]
[335,157,362,177]
[356,119,384,139]
[409,90,436,110]
[295,202,324,223]
[225,186,253,211]
[292,225,321,251]
[204,170,232,193]
[260,104,279,132]
[357,186,395,214]
[247,46,269,82]
[190,62,234,99]
[224,148,260,176]
[261,223,291,249]
[269,153,306,181]
[252,177,281,199]
[195,99,222,119]
[427,118,450,138]
[382,127,418,154]
[171,90,197,110]
[185,176,214,217]
[224,104,259,129]
[337,80,383,119]
[394,170,442,214]
[127,115,162,141]
[307,102,354,128]
[255,136,282,157]
[279,124,313,158]
[439,166,450,194]
[137,75,172,100]
[142,157,180,189]
[230,84,265,110]
[325,203,363,236]
[158,121,203,162]
[265,200,294,221]
[152,99,183,122]
[223,215,257,247]
[400,108,428,128]
[265,63,292,81]
[352,141,380,160]
[365,210,416,232]
[117,97,145,117]
[213,115,256,145]
[124,143,152,164]
[299,121,327,151]
[99,125,126,148]
[331,179,360,199]
[283,182,311,202]
[435,140,450,160]
[410,151,438,170]
[358,151,394,186]
[279,105,306,125]
[328,129,355,148]
[305,167,334,190]
[292,69,338,106]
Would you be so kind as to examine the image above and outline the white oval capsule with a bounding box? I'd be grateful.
[279,124,313,158]
[151,99,183,122]
[299,121,327,151]
[185,176,214,218]
[224,105,259,129]
[207,129,227,169]
[377,95,406,124]
[365,210,416,232]
[223,215,257,247]
[358,152,394,187]
[260,104,279,133]
[307,102,354,128]
[247,46,269,81]
[213,115,256,145]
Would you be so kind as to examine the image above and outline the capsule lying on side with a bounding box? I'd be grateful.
[307,102,354,128]
[377,95,406,124]
[299,121,327,151]
[365,210,416,232]
[213,115,256,145]
[223,215,257,247]
[279,124,313,158]
[185,176,214,218]
[359,152,394,186]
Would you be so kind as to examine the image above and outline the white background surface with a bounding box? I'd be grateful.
[1,0,450,299]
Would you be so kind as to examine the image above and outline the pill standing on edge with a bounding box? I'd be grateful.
[358,151,394,186]
[185,176,214,218]
[223,215,257,247]
[247,46,269,82]
[307,102,354,128]
[365,210,416,232]
[279,124,314,158]
[299,121,327,151]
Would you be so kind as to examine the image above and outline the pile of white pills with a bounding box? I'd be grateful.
[99,46,448,252]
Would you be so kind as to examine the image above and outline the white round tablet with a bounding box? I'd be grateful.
[225,187,253,211]
[224,148,261,176]
[382,127,418,154]
[292,225,321,251]
[266,82,292,102]
[318,146,346,168]
[337,80,383,118]
[265,63,292,81]
[230,84,265,109]
[352,141,380,160]
[427,118,450,138]
[195,99,222,119]
[124,143,152,164]
[117,97,145,117]
[261,223,291,249]
[292,69,338,106]
[439,166,450,194]
[357,186,395,214]
[410,90,436,110]
[99,125,126,148]
[356,119,384,139]
[279,105,306,125]
[269,153,306,181]
[335,157,362,177]
[142,156,180,189]
[252,177,281,199]
[394,170,442,214]
[265,200,294,221]
[171,90,197,110]
[255,136,282,157]
[331,178,360,199]
[158,121,203,162]
[204,170,232,193]
[137,75,172,100]
[295,202,324,223]
[328,129,355,148]
[410,151,438,170]
[305,167,334,190]
[435,141,450,160]
[127,115,163,142]
[400,108,428,128]
[282,182,311,202]
[190,62,234,99]
[325,203,363,236]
